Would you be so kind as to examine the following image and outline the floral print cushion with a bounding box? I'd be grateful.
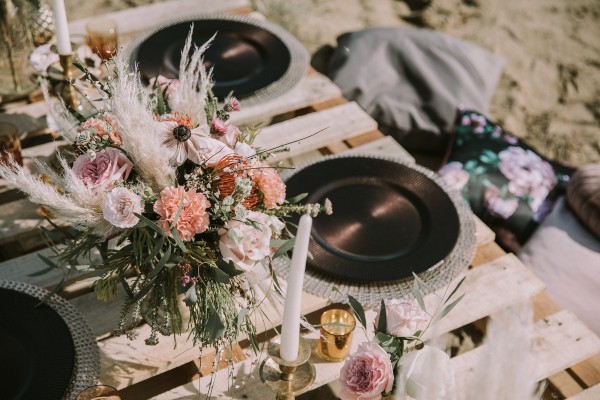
[438,110,574,251]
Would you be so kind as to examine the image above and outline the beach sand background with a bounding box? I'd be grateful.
[65,0,600,167]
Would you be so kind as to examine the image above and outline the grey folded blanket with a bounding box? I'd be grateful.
[327,27,504,151]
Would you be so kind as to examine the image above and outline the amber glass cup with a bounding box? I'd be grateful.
[75,384,122,400]
[86,18,119,60]
[319,308,356,361]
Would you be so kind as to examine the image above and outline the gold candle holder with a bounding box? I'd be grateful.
[58,53,81,111]
[259,336,316,400]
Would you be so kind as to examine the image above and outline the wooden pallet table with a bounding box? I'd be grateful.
[0,1,599,399]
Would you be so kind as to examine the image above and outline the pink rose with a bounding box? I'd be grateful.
[218,211,274,271]
[498,147,556,212]
[72,148,133,191]
[438,162,470,192]
[339,342,394,400]
[102,187,142,228]
[375,299,428,337]
[252,162,286,209]
[153,186,210,241]
[484,185,519,219]
[219,124,241,149]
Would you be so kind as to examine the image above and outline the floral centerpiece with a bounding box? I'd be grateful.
[338,275,463,400]
[0,32,330,357]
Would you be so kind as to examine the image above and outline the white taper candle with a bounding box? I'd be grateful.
[279,214,312,362]
[51,0,72,55]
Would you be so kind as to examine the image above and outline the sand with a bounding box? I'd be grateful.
[64,0,600,166]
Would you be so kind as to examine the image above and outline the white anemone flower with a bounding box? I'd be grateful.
[156,113,233,167]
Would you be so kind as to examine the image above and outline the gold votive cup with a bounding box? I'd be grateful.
[319,308,356,361]
[75,384,122,400]
[0,122,23,166]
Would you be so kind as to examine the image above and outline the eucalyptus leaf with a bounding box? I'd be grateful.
[184,284,197,306]
[236,308,250,332]
[206,305,225,343]
[347,295,366,329]
[377,298,387,334]
[211,266,232,284]
[144,236,166,264]
[412,274,426,313]
[435,293,465,322]
[272,238,295,259]
[148,245,172,279]
[445,276,466,305]
[217,258,244,277]
[131,277,157,302]
[286,193,308,204]
[134,213,167,237]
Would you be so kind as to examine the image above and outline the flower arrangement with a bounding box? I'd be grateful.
[0,31,331,356]
[338,274,464,400]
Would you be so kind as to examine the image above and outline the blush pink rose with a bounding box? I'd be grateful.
[102,187,142,228]
[218,211,274,271]
[72,148,133,191]
[153,186,210,241]
[218,124,241,149]
[252,162,286,209]
[375,299,428,337]
[484,185,519,219]
[438,162,470,192]
[339,342,394,400]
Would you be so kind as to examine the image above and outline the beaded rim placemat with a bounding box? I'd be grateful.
[275,154,477,307]
[0,280,100,399]
[125,13,309,107]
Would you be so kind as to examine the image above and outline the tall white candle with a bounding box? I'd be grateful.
[279,214,312,362]
[52,0,72,55]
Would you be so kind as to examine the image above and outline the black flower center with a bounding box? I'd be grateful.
[173,125,191,142]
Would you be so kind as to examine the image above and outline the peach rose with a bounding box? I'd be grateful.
[72,148,133,191]
[153,186,210,241]
[339,342,394,400]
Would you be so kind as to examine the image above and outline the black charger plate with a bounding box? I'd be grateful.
[0,288,75,400]
[134,18,291,100]
[285,157,460,283]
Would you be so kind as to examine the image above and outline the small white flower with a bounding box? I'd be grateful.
[101,187,142,228]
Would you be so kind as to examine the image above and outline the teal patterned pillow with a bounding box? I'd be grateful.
[439,110,574,251]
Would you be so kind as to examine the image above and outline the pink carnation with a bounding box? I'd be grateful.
[254,163,286,209]
[339,342,394,400]
[72,148,133,191]
[153,186,210,241]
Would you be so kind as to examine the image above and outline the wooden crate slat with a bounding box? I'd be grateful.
[343,135,415,163]
[452,310,600,392]
[67,0,252,38]
[568,384,600,400]
[229,73,343,127]
[252,102,377,161]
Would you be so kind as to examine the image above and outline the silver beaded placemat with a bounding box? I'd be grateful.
[275,154,477,307]
[125,13,309,107]
[0,280,100,399]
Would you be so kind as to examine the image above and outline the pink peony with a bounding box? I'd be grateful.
[339,342,394,400]
[153,186,210,241]
[102,187,142,228]
[218,211,275,271]
[498,146,556,212]
[484,185,519,219]
[438,162,470,192]
[72,148,133,191]
[253,162,286,209]
[375,299,428,337]
[81,117,122,146]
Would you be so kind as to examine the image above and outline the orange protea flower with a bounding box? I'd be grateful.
[213,154,259,209]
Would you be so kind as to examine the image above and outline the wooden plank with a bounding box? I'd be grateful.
[67,0,252,38]
[471,241,505,267]
[343,135,415,163]
[568,384,600,400]
[421,254,545,340]
[452,310,600,392]
[230,73,343,127]
[252,102,377,162]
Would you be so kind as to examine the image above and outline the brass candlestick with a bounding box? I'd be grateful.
[58,53,81,110]
[259,337,316,400]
